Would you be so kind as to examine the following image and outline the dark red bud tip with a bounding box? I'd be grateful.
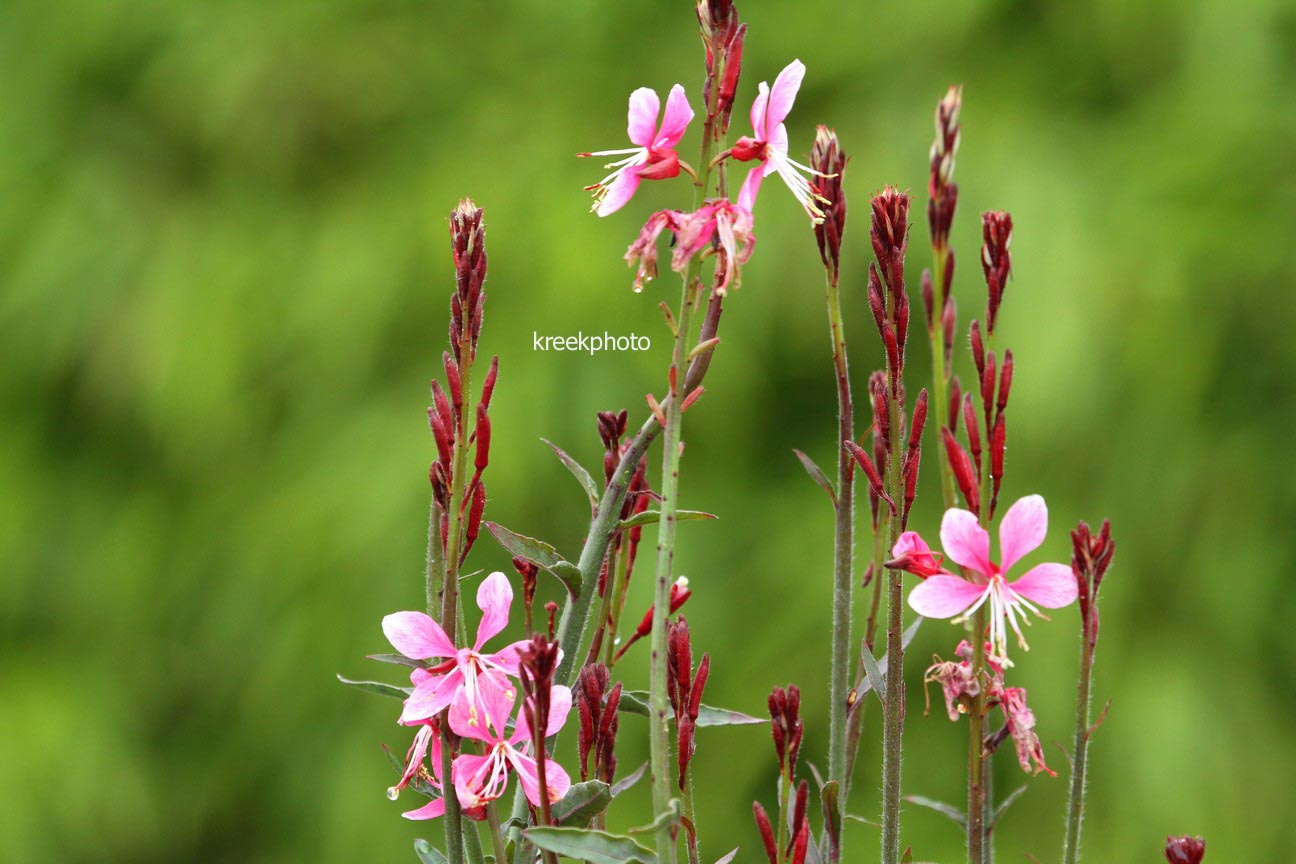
[1164,835,1206,864]
[480,355,500,409]
[942,427,980,515]
[921,270,935,331]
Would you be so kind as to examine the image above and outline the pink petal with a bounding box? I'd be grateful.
[891,530,932,560]
[764,60,806,134]
[449,674,516,741]
[737,165,765,213]
[762,123,788,177]
[484,639,529,676]
[452,752,503,808]
[383,611,456,660]
[654,84,693,149]
[401,797,446,820]
[474,571,513,650]
[627,87,661,147]
[940,508,992,576]
[596,169,642,217]
[400,670,462,725]
[748,82,769,141]
[507,750,572,807]
[999,495,1048,573]
[512,684,574,744]
[1009,563,1078,609]
[907,574,987,619]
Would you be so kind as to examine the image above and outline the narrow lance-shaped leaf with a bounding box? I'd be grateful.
[616,690,764,726]
[524,827,657,864]
[793,448,837,506]
[611,761,649,797]
[990,784,1028,828]
[414,839,450,864]
[337,674,411,701]
[903,795,966,828]
[542,438,600,508]
[616,509,718,531]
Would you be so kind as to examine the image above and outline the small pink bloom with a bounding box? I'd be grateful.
[672,200,756,295]
[382,571,529,725]
[906,495,1078,661]
[731,60,826,222]
[889,531,946,578]
[449,677,573,809]
[388,722,448,820]
[1000,686,1055,776]
[583,85,694,217]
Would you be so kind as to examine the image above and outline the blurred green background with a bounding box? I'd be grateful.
[3,0,1294,861]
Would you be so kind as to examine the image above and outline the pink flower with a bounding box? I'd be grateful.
[672,200,756,295]
[1000,686,1055,776]
[583,85,694,217]
[731,60,826,222]
[387,722,448,820]
[382,571,529,725]
[449,677,573,809]
[905,495,1078,661]
[889,531,946,578]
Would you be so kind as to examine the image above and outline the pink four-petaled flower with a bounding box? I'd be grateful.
[388,722,449,820]
[732,60,826,222]
[583,85,694,217]
[902,495,1078,661]
[383,571,529,725]
[449,676,573,810]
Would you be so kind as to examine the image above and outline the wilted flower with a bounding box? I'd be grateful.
[1000,686,1054,776]
[582,85,695,216]
[673,199,756,294]
[387,721,448,820]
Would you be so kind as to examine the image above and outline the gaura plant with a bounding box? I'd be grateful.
[341,2,1204,863]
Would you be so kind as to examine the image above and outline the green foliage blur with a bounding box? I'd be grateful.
[3,0,1294,861]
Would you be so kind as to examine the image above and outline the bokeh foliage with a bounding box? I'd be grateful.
[2,0,1294,861]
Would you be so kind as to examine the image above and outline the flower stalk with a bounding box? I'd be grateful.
[810,128,854,834]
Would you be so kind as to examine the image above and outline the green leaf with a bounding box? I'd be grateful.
[615,509,717,531]
[542,438,600,507]
[549,561,583,597]
[551,780,613,827]
[844,814,881,829]
[524,827,656,864]
[856,616,925,697]
[629,798,682,835]
[484,522,565,568]
[610,761,648,797]
[337,674,411,700]
[793,449,837,505]
[903,794,966,827]
[367,653,429,670]
[713,849,739,864]
[414,839,449,864]
[859,646,886,707]
[991,784,1028,828]
[820,780,841,851]
[616,691,764,727]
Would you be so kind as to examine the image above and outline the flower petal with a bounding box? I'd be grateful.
[449,673,516,741]
[907,574,987,619]
[940,508,992,576]
[737,165,765,213]
[999,494,1048,573]
[452,752,503,809]
[627,87,661,147]
[655,84,693,149]
[484,639,529,676]
[474,571,513,650]
[891,530,933,560]
[383,611,457,660]
[748,82,770,141]
[400,670,462,725]
[596,169,642,217]
[762,123,788,177]
[764,60,806,135]
[507,749,572,807]
[1009,563,1078,609]
[401,797,446,820]
[512,684,574,744]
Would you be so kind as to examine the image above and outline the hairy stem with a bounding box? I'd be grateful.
[1062,634,1094,864]
[928,251,955,507]
[880,306,906,864]
[485,801,509,864]
[825,261,855,852]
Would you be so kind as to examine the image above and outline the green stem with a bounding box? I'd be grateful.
[485,801,509,864]
[463,816,486,864]
[1062,635,1094,864]
[604,539,632,666]
[776,771,791,864]
[825,262,855,854]
[843,516,886,791]
[683,772,701,864]
[441,732,466,864]
[928,251,955,507]
[880,300,906,864]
